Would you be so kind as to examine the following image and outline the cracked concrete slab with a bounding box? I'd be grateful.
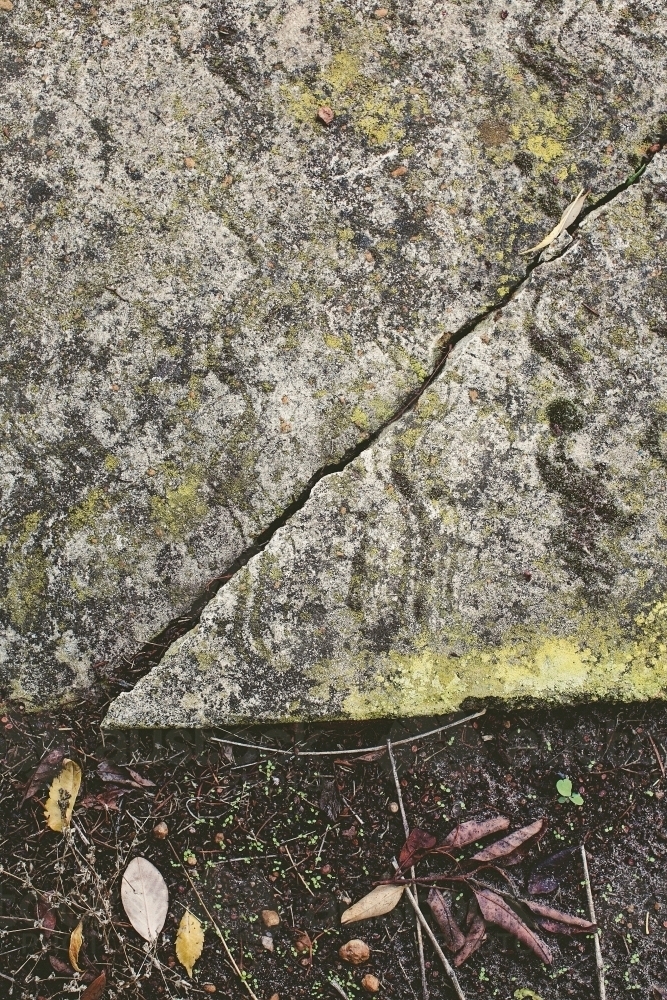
[105,157,667,728]
[1,0,666,708]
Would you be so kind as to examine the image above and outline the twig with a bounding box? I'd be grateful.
[581,845,606,1000]
[329,978,351,1000]
[387,738,428,1000]
[168,842,260,1000]
[210,709,486,757]
[393,861,466,1000]
[283,843,315,897]
[647,732,665,778]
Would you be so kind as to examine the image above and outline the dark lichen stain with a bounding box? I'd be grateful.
[529,324,583,380]
[546,397,586,435]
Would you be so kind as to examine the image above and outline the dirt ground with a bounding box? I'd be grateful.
[1,698,667,1000]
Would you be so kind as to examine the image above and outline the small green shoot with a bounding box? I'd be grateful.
[556,778,583,806]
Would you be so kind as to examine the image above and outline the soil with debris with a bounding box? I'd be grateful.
[1,702,667,1000]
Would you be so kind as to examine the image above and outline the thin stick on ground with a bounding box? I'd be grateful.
[210,708,486,757]
[387,738,428,1000]
[387,739,467,1000]
[581,844,606,1000]
[169,841,260,1000]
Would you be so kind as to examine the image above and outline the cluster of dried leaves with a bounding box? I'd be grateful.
[23,749,207,990]
[341,816,596,968]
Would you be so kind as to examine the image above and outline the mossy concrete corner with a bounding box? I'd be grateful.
[105,158,667,728]
[1,0,666,708]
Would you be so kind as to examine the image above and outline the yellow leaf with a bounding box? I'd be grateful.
[341,884,405,924]
[69,920,84,973]
[44,759,82,832]
[176,909,204,977]
[519,188,589,256]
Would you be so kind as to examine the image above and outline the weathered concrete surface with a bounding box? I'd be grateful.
[1,0,665,707]
[105,156,667,728]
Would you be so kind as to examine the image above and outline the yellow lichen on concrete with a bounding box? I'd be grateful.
[341,596,667,719]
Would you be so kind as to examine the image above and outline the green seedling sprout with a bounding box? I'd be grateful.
[556,777,583,806]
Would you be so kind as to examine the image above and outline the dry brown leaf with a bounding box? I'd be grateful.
[472,818,546,865]
[44,758,82,832]
[519,188,588,255]
[121,857,169,942]
[176,909,204,977]
[398,828,437,871]
[523,899,596,935]
[341,884,405,924]
[453,911,486,967]
[427,889,465,952]
[80,972,107,1000]
[36,894,56,938]
[439,816,510,851]
[23,747,66,802]
[97,760,154,788]
[474,888,552,965]
[69,920,84,972]
[317,106,334,125]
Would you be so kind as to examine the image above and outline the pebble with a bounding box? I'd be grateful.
[339,939,370,965]
[261,909,280,928]
[362,974,381,993]
[153,821,169,839]
[388,802,399,814]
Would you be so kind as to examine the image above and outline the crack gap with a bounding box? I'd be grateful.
[109,146,664,696]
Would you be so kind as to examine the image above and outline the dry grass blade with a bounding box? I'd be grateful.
[519,188,588,255]
[69,919,84,972]
[453,912,486,967]
[23,747,65,802]
[439,816,510,851]
[44,758,82,832]
[427,889,465,952]
[524,899,596,935]
[176,909,205,977]
[472,818,546,865]
[80,972,106,1000]
[474,888,552,965]
[121,857,169,943]
[341,884,405,924]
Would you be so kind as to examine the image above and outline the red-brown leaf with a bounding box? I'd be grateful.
[453,912,486,967]
[437,816,510,851]
[334,749,386,765]
[474,888,552,965]
[398,828,437,871]
[36,895,56,938]
[81,972,107,1000]
[97,760,154,788]
[22,747,66,802]
[49,955,73,975]
[427,889,465,952]
[524,900,596,935]
[472,818,546,865]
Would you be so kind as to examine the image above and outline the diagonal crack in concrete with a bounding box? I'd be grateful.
[113,146,664,696]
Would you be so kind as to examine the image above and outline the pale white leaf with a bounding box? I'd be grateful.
[341,883,405,924]
[121,857,169,943]
[519,188,588,256]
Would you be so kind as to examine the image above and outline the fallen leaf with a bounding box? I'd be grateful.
[317,106,334,125]
[341,884,405,924]
[453,911,486,967]
[474,888,553,965]
[527,845,579,896]
[519,188,588,256]
[427,889,465,952]
[23,747,66,802]
[36,894,56,938]
[81,972,107,1000]
[184,156,196,169]
[50,955,74,975]
[398,828,437,871]
[319,779,342,821]
[391,165,408,178]
[80,788,122,811]
[121,857,169,942]
[44,758,82,832]
[176,909,204,977]
[69,920,84,972]
[339,939,370,964]
[97,760,154,788]
[523,900,596,935]
[439,816,510,851]
[468,389,479,402]
[472,818,546,865]
[0,1,14,10]
[335,749,386,764]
